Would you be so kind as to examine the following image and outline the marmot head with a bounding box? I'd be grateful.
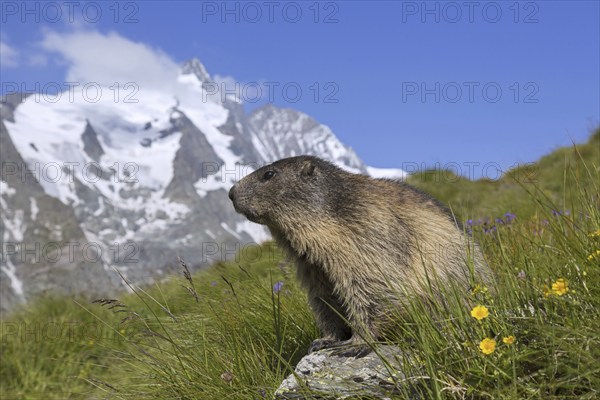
[229,156,343,228]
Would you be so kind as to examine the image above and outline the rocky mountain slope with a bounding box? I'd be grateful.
[0,59,404,312]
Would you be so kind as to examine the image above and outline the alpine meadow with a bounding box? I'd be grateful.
[1,129,599,399]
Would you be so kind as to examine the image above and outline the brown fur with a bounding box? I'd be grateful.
[229,156,490,355]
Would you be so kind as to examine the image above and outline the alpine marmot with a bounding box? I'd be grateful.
[229,156,490,356]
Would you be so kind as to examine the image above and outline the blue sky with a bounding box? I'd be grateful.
[1,1,598,177]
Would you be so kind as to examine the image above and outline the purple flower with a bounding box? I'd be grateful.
[273,281,284,294]
[466,219,473,226]
[495,218,504,225]
[210,281,217,286]
[504,212,516,223]
[541,219,549,226]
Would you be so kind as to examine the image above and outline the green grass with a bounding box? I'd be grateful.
[1,130,599,399]
[1,246,318,399]
[407,128,600,221]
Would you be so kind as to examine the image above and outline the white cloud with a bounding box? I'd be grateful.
[213,74,243,103]
[0,41,19,67]
[33,30,263,107]
[213,74,238,89]
[27,53,48,67]
[39,30,180,92]
[213,74,268,104]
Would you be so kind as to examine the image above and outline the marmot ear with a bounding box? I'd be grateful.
[301,160,317,178]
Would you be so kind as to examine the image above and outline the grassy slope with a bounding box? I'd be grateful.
[1,130,599,399]
[407,129,600,221]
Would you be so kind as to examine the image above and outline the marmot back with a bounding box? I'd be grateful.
[229,155,490,356]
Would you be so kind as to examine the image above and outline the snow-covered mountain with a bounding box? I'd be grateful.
[0,58,402,312]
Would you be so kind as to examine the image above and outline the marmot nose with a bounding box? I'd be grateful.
[228,185,236,201]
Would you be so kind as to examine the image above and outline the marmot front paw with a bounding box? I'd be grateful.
[308,338,340,353]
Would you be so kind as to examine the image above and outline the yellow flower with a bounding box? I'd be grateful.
[588,230,600,238]
[479,338,496,355]
[551,279,568,296]
[87,340,95,346]
[502,335,516,345]
[470,305,489,320]
[587,249,600,261]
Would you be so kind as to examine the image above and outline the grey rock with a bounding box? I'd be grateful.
[81,120,105,162]
[276,346,418,399]
[0,93,31,122]
[163,109,223,204]
[218,99,262,166]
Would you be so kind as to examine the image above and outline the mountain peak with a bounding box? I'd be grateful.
[181,58,211,82]
[0,59,374,313]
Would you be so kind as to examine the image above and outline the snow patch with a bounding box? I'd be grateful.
[1,256,25,298]
[30,197,39,220]
[221,222,241,240]
[0,180,16,197]
[1,208,25,242]
[193,164,249,197]
[366,166,407,180]
[235,220,271,243]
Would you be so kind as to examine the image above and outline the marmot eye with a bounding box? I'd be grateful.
[263,170,276,181]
